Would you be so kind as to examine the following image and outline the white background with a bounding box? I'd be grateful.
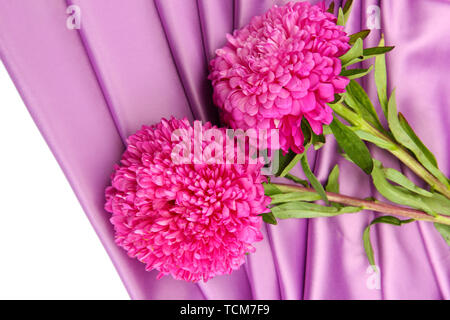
[0,63,129,299]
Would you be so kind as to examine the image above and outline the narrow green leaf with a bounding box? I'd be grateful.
[371,160,436,216]
[387,90,413,147]
[263,183,282,196]
[352,129,397,150]
[273,202,336,217]
[323,125,332,135]
[387,91,449,188]
[326,164,340,193]
[300,153,329,204]
[337,7,345,26]
[398,113,438,168]
[344,46,395,67]
[421,193,450,216]
[378,215,413,226]
[262,212,278,225]
[338,206,362,214]
[363,46,395,57]
[364,216,414,267]
[329,118,374,174]
[374,35,388,118]
[284,173,308,187]
[342,0,354,24]
[326,1,335,14]
[272,201,361,219]
[301,117,313,146]
[383,167,433,197]
[270,192,321,204]
[340,66,373,79]
[331,94,345,105]
[312,133,326,150]
[279,153,303,177]
[340,38,363,67]
[344,80,384,132]
[326,164,342,208]
[349,29,371,45]
[342,0,353,14]
[434,223,450,245]
[275,150,296,176]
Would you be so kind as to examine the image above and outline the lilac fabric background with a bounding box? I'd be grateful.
[0,0,448,299]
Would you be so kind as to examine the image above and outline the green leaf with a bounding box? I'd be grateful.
[383,167,433,197]
[352,129,397,150]
[421,193,450,216]
[270,192,321,204]
[340,66,373,79]
[279,153,303,177]
[300,153,329,204]
[326,164,342,208]
[327,1,335,14]
[398,112,438,168]
[262,212,278,225]
[312,133,326,150]
[272,201,361,219]
[285,173,308,187]
[363,46,395,58]
[329,118,374,174]
[386,91,412,147]
[434,223,450,245]
[337,7,345,26]
[342,0,354,25]
[344,80,384,132]
[349,30,371,45]
[387,91,449,188]
[326,164,340,193]
[371,160,436,216]
[374,35,389,118]
[364,216,414,267]
[331,94,345,105]
[340,38,363,67]
[323,125,332,135]
[263,183,282,196]
[344,46,395,67]
[301,117,313,146]
[275,150,296,176]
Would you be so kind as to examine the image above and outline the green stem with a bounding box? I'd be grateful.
[330,103,450,199]
[273,183,450,226]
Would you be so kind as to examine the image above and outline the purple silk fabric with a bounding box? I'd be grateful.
[0,0,448,299]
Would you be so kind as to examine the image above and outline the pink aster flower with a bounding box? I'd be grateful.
[209,1,350,154]
[105,118,270,282]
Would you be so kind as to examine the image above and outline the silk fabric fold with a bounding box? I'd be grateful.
[0,0,448,299]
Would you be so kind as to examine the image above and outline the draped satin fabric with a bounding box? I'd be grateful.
[0,0,448,299]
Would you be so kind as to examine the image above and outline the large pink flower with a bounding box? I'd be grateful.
[209,1,350,154]
[105,118,270,282]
